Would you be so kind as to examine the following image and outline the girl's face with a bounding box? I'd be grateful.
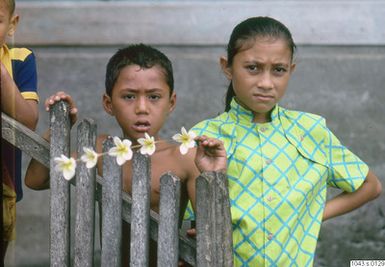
[222,37,295,123]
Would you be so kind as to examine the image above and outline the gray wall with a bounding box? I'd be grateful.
[7,1,385,266]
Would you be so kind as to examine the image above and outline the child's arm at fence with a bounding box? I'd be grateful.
[25,129,51,190]
[1,61,38,130]
[185,136,227,210]
[25,92,78,190]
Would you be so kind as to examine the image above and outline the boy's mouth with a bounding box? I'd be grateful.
[132,121,151,132]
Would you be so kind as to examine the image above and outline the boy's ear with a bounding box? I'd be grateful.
[168,92,176,114]
[102,94,114,116]
[7,14,19,37]
[220,56,232,80]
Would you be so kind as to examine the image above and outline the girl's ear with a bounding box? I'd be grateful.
[102,94,114,116]
[168,92,176,114]
[7,15,19,37]
[220,56,232,80]
[290,63,296,74]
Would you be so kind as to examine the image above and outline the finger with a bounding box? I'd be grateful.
[186,228,196,237]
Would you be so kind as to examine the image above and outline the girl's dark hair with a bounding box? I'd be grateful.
[224,16,297,111]
[105,44,174,96]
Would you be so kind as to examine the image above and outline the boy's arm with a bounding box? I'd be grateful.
[323,170,382,221]
[25,130,51,190]
[1,61,38,130]
[25,92,78,190]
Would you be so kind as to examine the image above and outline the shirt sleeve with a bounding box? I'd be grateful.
[12,50,39,101]
[325,126,368,192]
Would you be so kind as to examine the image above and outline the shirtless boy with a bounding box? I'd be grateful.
[25,44,226,266]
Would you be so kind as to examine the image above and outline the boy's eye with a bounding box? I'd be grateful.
[123,94,135,100]
[246,65,259,72]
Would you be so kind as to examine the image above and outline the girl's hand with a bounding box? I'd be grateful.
[194,135,227,174]
[45,91,78,126]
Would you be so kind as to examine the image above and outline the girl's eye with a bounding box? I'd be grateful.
[274,66,287,74]
[148,95,161,100]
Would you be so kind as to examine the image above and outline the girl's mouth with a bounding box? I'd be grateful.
[253,94,274,102]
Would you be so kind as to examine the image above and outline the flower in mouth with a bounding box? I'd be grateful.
[108,136,133,165]
[54,155,77,180]
[80,147,99,169]
[137,133,156,155]
[172,127,197,155]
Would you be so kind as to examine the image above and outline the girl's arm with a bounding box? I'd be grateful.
[323,170,382,221]
[24,92,78,190]
[186,136,227,210]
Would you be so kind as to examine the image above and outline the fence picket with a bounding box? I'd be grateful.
[196,171,233,267]
[101,137,122,267]
[157,173,181,267]
[2,112,235,267]
[49,101,71,266]
[74,119,97,267]
[130,151,151,266]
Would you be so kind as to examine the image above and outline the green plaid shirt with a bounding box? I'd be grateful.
[191,99,368,266]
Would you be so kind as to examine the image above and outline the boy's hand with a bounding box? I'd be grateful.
[194,135,227,174]
[45,91,78,126]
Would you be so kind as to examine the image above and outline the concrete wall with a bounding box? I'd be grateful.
[6,1,385,266]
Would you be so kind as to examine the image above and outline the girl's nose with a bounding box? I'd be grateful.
[257,72,274,90]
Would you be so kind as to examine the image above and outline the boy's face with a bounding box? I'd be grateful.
[103,64,176,143]
[0,1,18,47]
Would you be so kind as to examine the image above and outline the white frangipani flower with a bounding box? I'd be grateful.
[137,133,156,155]
[108,136,133,165]
[80,147,99,169]
[172,127,197,155]
[54,155,77,180]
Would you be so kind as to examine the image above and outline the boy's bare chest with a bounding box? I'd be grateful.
[121,155,187,211]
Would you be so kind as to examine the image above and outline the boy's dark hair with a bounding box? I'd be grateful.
[224,16,297,111]
[105,44,174,97]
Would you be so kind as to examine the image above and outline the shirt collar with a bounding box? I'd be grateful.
[228,98,280,126]
[0,44,13,78]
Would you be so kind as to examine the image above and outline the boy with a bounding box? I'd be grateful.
[1,0,39,261]
[25,44,226,266]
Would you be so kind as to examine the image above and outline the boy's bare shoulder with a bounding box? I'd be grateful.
[96,134,109,152]
[153,141,198,181]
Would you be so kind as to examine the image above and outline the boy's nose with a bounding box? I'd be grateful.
[135,97,149,114]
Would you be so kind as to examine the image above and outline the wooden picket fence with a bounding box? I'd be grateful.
[1,100,233,267]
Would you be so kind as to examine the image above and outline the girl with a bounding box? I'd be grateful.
[192,16,382,266]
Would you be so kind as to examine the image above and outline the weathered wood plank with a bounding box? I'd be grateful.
[157,173,181,267]
[74,119,97,267]
[1,112,49,166]
[49,101,71,266]
[196,171,233,267]
[101,137,122,267]
[130,151,151,267]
